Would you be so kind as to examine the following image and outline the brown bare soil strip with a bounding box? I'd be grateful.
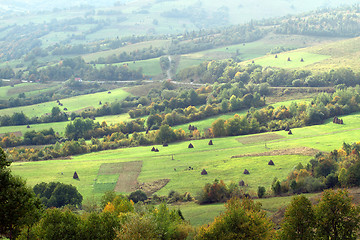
[236,133,285,144]
[136,179,170,196]
[114,161,143,193]
[231,147,320,158]
[0,131,22,137]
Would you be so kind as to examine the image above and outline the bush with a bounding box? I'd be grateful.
[128,190,147,203]
[258,186,266,198]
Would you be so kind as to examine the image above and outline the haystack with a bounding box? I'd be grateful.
[201,169,208,175]
[239,180,245,186]
[73,171,79,180]
[268,160,275,165]
[243,169,250,174]
[208,140,213,145]
[151,147,155,151]
[188,143,194,148]
[155,148,159,152]
[288,130,292,135]
[163,143,168,147]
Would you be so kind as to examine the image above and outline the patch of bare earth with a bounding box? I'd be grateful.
[114,161,143,193]
[136,179,170,196]
[231,147,320,158]
[236,133,285,144]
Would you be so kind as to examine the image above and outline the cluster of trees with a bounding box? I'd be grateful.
[5,124,187,161]
[176,59,360,87]
[211,87,360,137]
[272,141,360,196]
[91,46,165,64]
[64,118,145,140]
[33,182,83,208]
[0,107,67,127]
[10,57,144,83]
[275,5,360,37]
[0,128,58,148]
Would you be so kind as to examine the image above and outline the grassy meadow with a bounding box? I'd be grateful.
[0,87,129,118]
[11,112,360,200]
[0,82,59,101]
[245,37,360,72]
[10,111,360,225]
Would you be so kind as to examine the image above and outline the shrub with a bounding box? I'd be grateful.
[128,190,147,203]
[258,186,266,198]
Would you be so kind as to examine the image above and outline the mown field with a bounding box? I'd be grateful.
[0,82,59,101]
[246,37,360,72]
[11,112,360,223]
[0,87,129,118]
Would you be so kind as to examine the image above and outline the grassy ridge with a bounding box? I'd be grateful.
[0,83,59,101]
[246,37,360,72]
[0,87,129,118]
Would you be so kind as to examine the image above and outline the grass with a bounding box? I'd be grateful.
[0,87,130,118]
[245,37,360,72]
[82,40,171,62]
[244,52,330,69]
[0,83,59,101]
[0,112,131,136]
[11,111,360,201]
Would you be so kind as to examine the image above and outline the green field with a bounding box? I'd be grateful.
[246,37,360,72]
[0,112,131,136]
[247,52,330,69]
[0,83,59,101]
[0,87,130,118]
[82,40,171,62]
[11,111,360,200]
[10,111,360,225]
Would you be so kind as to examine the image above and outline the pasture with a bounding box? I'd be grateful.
[246,37,360,72]
[0,87,129,118]
[0,82,59,101]
[11,112,360,201]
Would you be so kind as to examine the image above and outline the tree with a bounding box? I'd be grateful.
[155,124,176,144]
[280,195,316,240]
[315,189,360,240]
[197,197,274,239]
[0,147,42,239]
[257,186,266,198]
[128,190,147,203]
[33,182,83,208]
[211,119,226,137]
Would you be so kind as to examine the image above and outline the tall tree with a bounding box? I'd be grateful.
[0,148,42,239]
[280,195,316,240]
[315,189,360,240]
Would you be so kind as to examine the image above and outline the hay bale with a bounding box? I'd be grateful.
[201,169,207,175]
[288,130,292,135]
[73,171,79,179]
[275,54,278,58]
[268,160,275,165]
[163,143,168,147]
[99,101,102,105]
[243,169,250,174]
[287,57,291,61]
[252,60,255,64]
[27,125,30,128]
[208,140,213,145]
[239,180,245,186]
[188,143,194,148]
[64,107,68,111]
[151,147,155,151]
[300,58,304,62]
[108,91,111,94]
[340,119,343,124]
[155,148,159,152]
